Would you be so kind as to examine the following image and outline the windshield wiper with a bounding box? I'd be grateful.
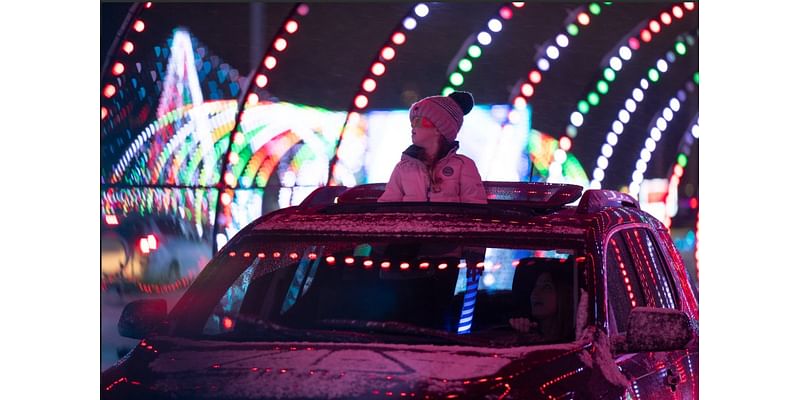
[314,319,486,346]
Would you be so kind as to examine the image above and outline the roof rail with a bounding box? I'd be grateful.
[576,189,639,214]
[484,181,583,208]
[338,183,386,203]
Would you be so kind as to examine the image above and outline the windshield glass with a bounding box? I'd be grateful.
[177,235,583,347]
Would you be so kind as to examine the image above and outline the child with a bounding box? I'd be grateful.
[378,91,487,204]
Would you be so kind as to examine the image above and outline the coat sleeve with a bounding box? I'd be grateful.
[378,163,404,202]
[458,157,488,204]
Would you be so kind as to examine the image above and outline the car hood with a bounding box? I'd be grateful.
[103,337,589,399]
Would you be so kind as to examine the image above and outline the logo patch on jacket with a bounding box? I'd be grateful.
[442,166,454,176]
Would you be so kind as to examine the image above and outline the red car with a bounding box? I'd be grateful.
[102,182,698,399]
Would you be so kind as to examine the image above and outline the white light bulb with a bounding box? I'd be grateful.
[656,117,667,131]
[609,57,622,71]
[650,127,662,141]
[537,58,550,71]
[598,155,608,169]
[606,132,618,145]
[619,46,632,60]
[546,45,560,60]
[657,59,668,72]
[618,110,630,123]
[477,31,492,45]
[633,88,644,102]
[556,34,569,47]
[612,120,624,134]
[570,111,584,127]
[625,99,637,113]
[414,4,429,17]
[645,138,656,152]
[602,144,614,158]
[488,18,502,32]
[663,108,674,121]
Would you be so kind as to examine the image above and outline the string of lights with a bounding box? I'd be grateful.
[440,2,527,96]
[627,76,698,198]
[587,32,697,189]
[327,3,432,185]
[548,2,696,180]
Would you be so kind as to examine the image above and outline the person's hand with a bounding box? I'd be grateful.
[508,317,537,333]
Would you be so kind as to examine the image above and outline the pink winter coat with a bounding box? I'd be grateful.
[378,145,487,204]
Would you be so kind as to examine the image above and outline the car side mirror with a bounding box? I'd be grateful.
[612,307,696,354]
[118,299,168,339]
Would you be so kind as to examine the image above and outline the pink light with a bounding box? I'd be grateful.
[144,2,152,8]
[229,251,237,257]
[521,83,534,97]
[400,262,410,270]
[674,164,684,177]
[577,13,590,26]
[660,12,672,25]
[345,257,355,265]
[640,29,652,43]
[308,253,317,260]
[362,78,377,92]
[513,96,527,109]
[285,20,298,34]
[101,106,108,120]
[264,56,277,70]
[364,260,374,268]
[512,2,525,8]
[274,38,288,52]
[437,263,447,270]
[391,32,406,46]
[255,74,268,88]
[105,215,119,225]
[139,238,150,254]
[297,3,310,16]
[244,251,252,258]
[247,93,259,105]
[683,2,695,11]
[529,70,542,84]
[371,62,386,76]
[103,84,116,98]
[326,256,335,265]
[272,251,281,258]
[223,317,233,329]
[559,136,572,151]
[419,262,429,269]
[224,172,236,187]
[649,20,661,33]
[354,95,368,109]
[381,261,391,269]
[258,252,266,259]
[690,197,698,209]
[381,46,396,61]
[122,41,134,54]
[133,20,145,32]
[221,192,232,206]
[672,5,684,18]
[628,37,640,50]
[499,6,513,20]
[289,252,299,260]
[112,62,125,76]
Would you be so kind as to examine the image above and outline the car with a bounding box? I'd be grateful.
[101,213,212,285]
[101,181,699,399]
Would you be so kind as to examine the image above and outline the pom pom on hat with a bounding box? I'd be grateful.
[409,91,474,143]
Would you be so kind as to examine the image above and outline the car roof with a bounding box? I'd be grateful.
[241,182,661,239]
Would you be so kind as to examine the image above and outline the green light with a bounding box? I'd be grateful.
[567,24,579,36]
[458,59,473,72]
[589,3,601,14]
[587,92,600,106]
[648,68,659,82]
[442,86,455,96]
[597,80,609,94]
[449,72,464,86]
[603,68,615,82]
[578,100,590,114]
[677,154,688,167]
[675,42,687,55]
[467,45,482,58]
[694,72,699,84]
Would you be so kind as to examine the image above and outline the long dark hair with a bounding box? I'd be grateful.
[512,260,575,341]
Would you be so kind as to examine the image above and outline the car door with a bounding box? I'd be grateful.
[604,226,694,399]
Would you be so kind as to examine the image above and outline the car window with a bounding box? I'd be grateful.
[192,237,583,347]
[623,229,679,309]
[605,231,646,334]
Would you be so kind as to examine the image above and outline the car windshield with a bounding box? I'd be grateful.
[174,235,584,347]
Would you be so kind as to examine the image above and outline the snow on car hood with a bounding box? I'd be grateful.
[138,338,583,399]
